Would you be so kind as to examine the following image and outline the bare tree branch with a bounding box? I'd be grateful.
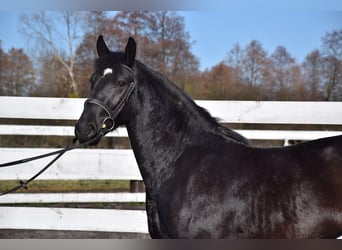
[20,11,84,96]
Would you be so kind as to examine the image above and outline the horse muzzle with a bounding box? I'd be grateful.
[74,121,97,144]
[74,116,115,145]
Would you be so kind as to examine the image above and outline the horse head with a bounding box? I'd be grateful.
[75,36,137,144]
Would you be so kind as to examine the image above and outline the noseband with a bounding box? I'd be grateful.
[84,64,136,134]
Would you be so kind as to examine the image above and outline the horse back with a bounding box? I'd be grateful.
[287,135,342,204]
[156,134,342,238]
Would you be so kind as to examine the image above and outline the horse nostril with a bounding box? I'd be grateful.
[74,121,98,142]
[87,123,97,137]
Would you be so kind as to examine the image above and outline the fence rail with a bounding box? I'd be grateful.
[1,96,342,124]
[1,96,342,235]
[0,206,148,233]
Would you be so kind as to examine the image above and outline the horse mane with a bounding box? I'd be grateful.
[94,52,248,145]
[135,60,249,145]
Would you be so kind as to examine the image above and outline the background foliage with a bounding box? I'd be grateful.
[0,11,341,101]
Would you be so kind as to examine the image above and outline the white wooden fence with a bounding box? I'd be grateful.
[1,96,342,235]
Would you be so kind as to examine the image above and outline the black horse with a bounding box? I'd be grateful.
[75,36,342,238]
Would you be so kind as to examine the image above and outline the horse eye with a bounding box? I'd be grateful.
[117,80,126,86]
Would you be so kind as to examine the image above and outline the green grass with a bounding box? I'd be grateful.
[0,180,130,193]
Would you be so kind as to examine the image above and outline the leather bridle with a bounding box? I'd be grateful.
[84,64,136,135]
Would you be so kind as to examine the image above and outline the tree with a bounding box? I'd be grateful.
[77,11,109,59]
[1,48,36,96]
[269,46,298,99]
[20,11,84,97]
[75,11,109,97]
[322,29,342,59]
[0,41,4,95]
[320,29,342,100]
[143,11,199,89]
[200,62,234,99]
[288,65,306,100]
[226,43,244,86]
[242,40,269,86]
[302,50,324,100]
[112,11,150,42]
[321,56,342,101]
[34,52,70,97]
[107,11,199,90]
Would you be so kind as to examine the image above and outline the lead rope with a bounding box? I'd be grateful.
[1,65,136,196]
[0,132,104,196]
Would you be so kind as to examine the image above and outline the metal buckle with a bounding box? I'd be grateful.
[101,117,115,132]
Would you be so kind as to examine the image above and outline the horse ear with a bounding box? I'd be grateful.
[125,37,136,67]
[96,35,110,57]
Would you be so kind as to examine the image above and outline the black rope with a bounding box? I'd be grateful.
[0,147,69,168]
[0,133,104,196]
[0,151,65,196]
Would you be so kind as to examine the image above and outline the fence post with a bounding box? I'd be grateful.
[130,180,145,193]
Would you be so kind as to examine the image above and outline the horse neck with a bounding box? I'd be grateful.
[125,66,212,193]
